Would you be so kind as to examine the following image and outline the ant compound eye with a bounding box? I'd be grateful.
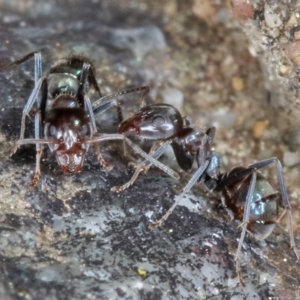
[50,125,57,136]
[152,116,165,127]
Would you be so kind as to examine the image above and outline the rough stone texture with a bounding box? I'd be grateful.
[0,0,299,299]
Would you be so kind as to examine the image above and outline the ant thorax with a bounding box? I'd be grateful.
[48,56,94,97]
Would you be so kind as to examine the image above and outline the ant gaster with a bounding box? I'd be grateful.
[3,52,179,187]
[114,103,299,286]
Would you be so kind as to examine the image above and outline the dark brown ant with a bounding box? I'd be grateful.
[114,103,299,286]
[111,103,216,192]
[2,52,179,187]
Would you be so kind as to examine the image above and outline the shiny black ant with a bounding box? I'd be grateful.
[114,103,299,286]
[2,52,179,187]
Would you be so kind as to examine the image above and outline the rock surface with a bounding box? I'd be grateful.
[0,1,299,299]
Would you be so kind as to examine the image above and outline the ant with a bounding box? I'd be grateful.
[113,103,299,286]
[1,52,179,187]
[111,103,218,192]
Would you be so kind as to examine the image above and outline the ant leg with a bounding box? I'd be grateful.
[220,195,235,222]
[77,62,94,110]
[149,159,210,228]
[80,63,115,168]
[275,159,299,259]
[92,86,150,122]
[130,141,165,175]
[94,143,113,171]
[0,50,41,71]
[77,62,89,105]
[16,139,54,146]
[111,141,168,192]
[85,95,97,133]
[30,111,43,188]
[171,141,194,172]
[31,78,47,188]
[234,170,257,287]
[205,126,216,145]
[88,64,102,98]
[16,77,50,150]
[275,160,298,258]
[12,53,43,153]
[14,78,47,187]
[247,157,279,170]
[92,85,149,116]
[39,73,48,123]
[86,133,179,180]
[120,136,178,180]
[13,77,46,154]
[34,52,42,87]
[0,51,42,92]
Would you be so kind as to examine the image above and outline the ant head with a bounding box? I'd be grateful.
[44,108,92,173]
[118,104,184,140]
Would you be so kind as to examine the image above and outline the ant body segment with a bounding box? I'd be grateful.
[114,103,299,286]
[2,52,179,187]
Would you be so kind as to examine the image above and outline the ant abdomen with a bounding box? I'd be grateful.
[49,55,100,98]
[48,73,80,97]
[221,169,279,239]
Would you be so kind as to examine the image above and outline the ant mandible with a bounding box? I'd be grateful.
[113,102,299,286]
[2,52,179,187]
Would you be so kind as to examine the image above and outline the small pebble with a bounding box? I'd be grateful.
[231,0,254,23]
[285,41,300,67]
[231,76,244,92]
[107,26,166,59]
[193,0,215,24]
[279,64,290,75]
[163,1,177,16]
[283,151,300,167]
[252,120,268,138]
[264,4,283,28]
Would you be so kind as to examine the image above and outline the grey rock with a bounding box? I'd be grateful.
[0,1,299,299]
